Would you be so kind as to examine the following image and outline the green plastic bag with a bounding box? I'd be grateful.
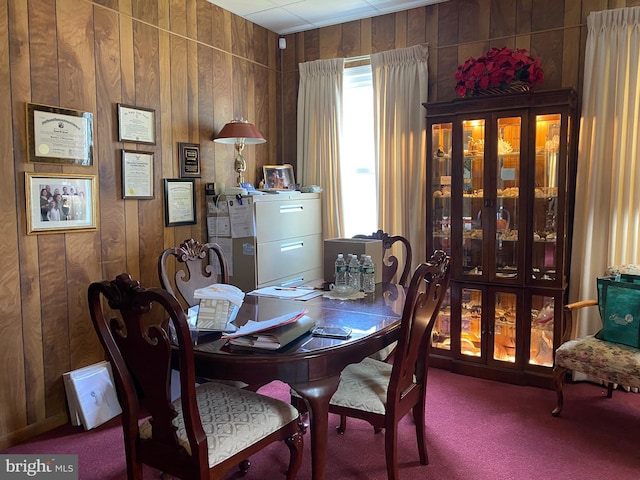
[595,274,640,348]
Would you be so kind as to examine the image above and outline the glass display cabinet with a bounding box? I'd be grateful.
[424,89,578,387]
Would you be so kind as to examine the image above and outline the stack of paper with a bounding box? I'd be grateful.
[63,361,122,430]
[223,310,315,350]
[249,286,323,301]
[193,284,245,331]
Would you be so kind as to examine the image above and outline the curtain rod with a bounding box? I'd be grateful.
[344,54,371,64]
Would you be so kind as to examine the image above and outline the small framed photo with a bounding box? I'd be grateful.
[117,103,156,144]
[26,103,93,166]
[263,164,296,190]
[26,172,98,234]
[164,178,196,227]
[178,142,201,178]
[122,150,154,199]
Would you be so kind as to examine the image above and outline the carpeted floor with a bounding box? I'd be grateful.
[3,367,639,479]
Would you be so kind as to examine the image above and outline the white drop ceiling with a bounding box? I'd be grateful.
[206,0,448,35]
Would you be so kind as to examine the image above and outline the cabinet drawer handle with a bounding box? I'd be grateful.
[280,241,304,252]
[280,205,304,213]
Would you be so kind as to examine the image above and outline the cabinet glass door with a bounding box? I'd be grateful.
[461,287,482,357]
[493,291,517,363]
[495,117,521,280]
[532,114,561,281]
[529,294,555,367]
[431,123,452,256]
[462,119,485,276]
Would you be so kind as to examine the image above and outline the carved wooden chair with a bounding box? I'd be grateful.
[296,251,450,480]
[158,238,229,308]
[88,273,304,480]
[353,229,413,287]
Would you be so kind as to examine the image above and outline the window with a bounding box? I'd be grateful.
[341,64,377,238]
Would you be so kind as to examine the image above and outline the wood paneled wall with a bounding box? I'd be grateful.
[0,0,278,448]
[279,0,640,166]
[2,0,640,448]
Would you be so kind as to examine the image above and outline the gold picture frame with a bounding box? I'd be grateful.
[26,172,98,234]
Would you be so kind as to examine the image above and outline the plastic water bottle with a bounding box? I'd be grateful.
[348,254,361,291]
[362,255,375,293]
[334,254,347,288]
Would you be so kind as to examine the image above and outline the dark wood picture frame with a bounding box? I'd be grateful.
[178,142,201,178]
[121,150,154,199]
[164,178,196,227]
[117,103,156,144]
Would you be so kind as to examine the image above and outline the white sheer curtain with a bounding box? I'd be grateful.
[297,58,345,239]
[371,44,429,274]
[570,7,640,337]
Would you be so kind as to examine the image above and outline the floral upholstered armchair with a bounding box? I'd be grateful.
[552,264,640,416]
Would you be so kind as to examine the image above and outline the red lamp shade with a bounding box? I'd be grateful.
[214,120,266,145]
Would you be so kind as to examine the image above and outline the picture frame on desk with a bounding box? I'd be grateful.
[263,164,295,190]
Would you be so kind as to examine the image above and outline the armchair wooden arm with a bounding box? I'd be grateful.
[560,299,598,343]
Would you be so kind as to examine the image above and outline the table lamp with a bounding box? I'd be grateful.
[214,119,266,186]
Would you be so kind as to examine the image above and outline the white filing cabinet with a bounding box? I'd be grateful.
[220,193,322,291]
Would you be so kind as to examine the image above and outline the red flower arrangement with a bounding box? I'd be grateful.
[454,47,544,98]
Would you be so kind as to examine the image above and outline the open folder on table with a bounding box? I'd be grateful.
[222,310,315,350]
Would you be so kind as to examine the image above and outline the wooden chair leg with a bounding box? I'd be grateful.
[336,415,347,434]
[384,424,399,480]
[551,366,568,417]
[413,404,429,465]
[284,429,304,480]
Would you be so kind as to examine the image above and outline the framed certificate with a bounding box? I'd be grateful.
[26,103,94,165]
[122,150,154,199]
[117,104,156,144]
[164,178,196,227]
[25,172,98,234]
[179,142,201,178]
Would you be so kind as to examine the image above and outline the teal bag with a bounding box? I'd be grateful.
[595,274,640,348]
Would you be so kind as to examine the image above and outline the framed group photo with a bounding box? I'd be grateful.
[26,172,98,234]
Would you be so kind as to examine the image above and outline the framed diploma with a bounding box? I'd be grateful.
[26,103,94,165]
[164,178,196,227]
[178,142,201,178]
[122,150,154,199]
[25,172,98,234]
[117,104,156,144]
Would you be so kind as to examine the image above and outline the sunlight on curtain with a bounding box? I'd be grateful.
[570,6,640,337]
[371,44,429,275]
[297,58,345,239]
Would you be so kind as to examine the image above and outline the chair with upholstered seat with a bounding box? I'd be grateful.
[353,229,413,286]
[158,238,229,308]
[552,299,640,416]
[311,250,450,480]
[88,273,304,480]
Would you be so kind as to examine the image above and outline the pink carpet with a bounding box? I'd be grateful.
[3,367,639,479]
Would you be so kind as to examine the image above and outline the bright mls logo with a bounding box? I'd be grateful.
[0,455,77,479]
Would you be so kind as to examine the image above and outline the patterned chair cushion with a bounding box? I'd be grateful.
[328,357,393,414]
[139,381,299,468]
[605,264,640,276]
[555,335,640,389]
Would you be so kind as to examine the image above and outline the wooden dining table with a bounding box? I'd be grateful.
[186,283,406,480]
